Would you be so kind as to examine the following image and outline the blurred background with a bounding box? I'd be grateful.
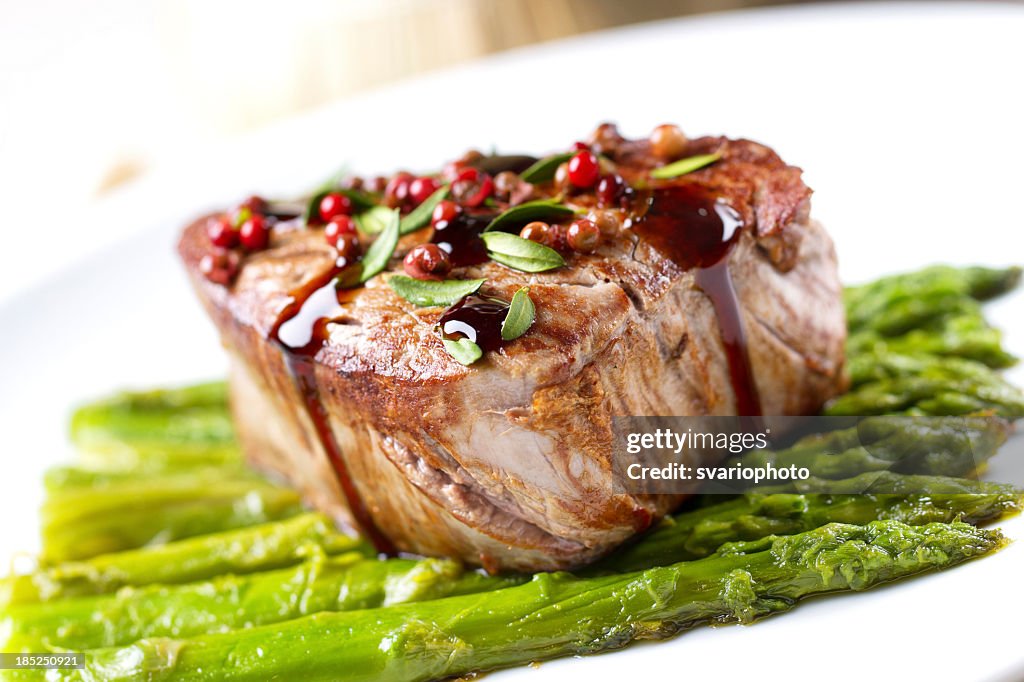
[3,0,1022,302]
[1,0,834,196]
[0,0,837,299]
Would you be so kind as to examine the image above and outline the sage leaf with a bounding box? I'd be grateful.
[501,287,535,341]
[354,205,395,235]
[388,276,485,307]
[649,153,721,180]
[519,152,574,183]
[400,184,449,235]
[481,232,565,273]
[351,208,400,285]
[443,337,483,365]
[484,200,576,233]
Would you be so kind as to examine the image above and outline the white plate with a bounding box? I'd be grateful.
[2,3,1023,680]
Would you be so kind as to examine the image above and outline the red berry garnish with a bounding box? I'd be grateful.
[572,141,590,151]
[325,215,357,247]
[408,176,440,205]
[567,151,599,188]
[385,172,415,207]
[596,174,625,207]
[567,218,600,253]
[403,244,452,280]
[334,233,361,261]
[207,215,238,248]
[431,200,461,227]
[452,167,493,208]
[547,223,569,252]
[200,249,241,285]
[239,214,269,251]
[319,192,353,222]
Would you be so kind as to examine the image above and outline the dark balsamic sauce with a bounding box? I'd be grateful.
[635,184,763,417]
[270,261,395,555]
[438,295,510,352]
[431,213,492,267]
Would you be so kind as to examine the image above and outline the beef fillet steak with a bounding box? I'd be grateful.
[179,124,847,572]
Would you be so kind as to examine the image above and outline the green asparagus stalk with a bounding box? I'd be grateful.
[43,462,252,493]
[825,374,1024,418]
[739,416,1008,479]
[844,264,1021,335]
[44,521,1003,682]
[847,310,1017,368]
[40,476,303,562]
[593,473,1020,573]
[754,470,1024,496]
[1,554,522,651]
[846,351,1009,387]
[1,513,368,606]
[69,381,239,469]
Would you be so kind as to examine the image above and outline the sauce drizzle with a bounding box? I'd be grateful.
[439,295,511,352]
[431,213,492,267]
[271,260,395,554]
[634,184,763,416]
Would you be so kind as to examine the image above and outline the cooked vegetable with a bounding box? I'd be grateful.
[47,521,1003,682]
[596,473,1021,573]
[43,462,251,493]
[847,309,1017,369]
[825,374,1024,418]
[1,513,367,606]
[40,475,303,562]
[69,381,239,468]
[2,555,521,651]
[837,265,1023,417]
[844,265,1021,336]
[846,351,1009,388]
[736,415,1009,480]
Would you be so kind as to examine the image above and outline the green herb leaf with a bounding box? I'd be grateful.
[400,185,449,235]
[232,206,252,228]
[353,208,400,285]
[443,338,483,365]
[354,205,396,235]
[649,153,721,180]
[484,200,576,233]
[519,152,575,183]
[388,276,485,307]
[501,287,535,341]
[304,188,376,227]
[481,232,565,273]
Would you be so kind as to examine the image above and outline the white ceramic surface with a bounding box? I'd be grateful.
[2,3,1023,680]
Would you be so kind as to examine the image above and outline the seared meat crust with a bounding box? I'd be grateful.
[179,132,846,571]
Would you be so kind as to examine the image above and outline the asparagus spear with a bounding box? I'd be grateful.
[1,513,368,606]
[40,476,303,562]
[846,350,1006,387]
[593,473,1020,573]
[844,264,1021,335]
[1,554,523,651]
[825,374,1024,418]
[738,416,1008,480]
[45,521,1003,682]
[69,382,239,469]
[43,462,252,493]
[754,470,1024,496]
[847,310,1017,368]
